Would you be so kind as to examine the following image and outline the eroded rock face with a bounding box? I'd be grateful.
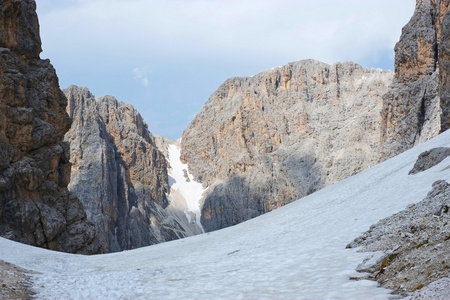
[381,0,450,158]
[181,60,392,231]
[0,0,97,253]
[65,86,189,252]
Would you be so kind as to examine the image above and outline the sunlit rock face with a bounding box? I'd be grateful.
[65,86,193,253]
[181,59,392,231]
[381,0,450,158]
[0,0,97,253]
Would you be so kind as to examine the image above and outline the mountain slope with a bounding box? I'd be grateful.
[181,60,392,232]
[2,128,450,299]
[64,86,195,252]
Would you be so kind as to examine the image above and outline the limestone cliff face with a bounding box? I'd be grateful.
[181,60,392,231]
[0,0,97,253]
[65,86,190,252]
[381,0,450,158]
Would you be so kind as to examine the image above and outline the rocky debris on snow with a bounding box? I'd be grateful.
[0,259,34,300]
[347,180,450,295]
[381,0,450,158]
[64,86,193,253]
[0,0,97,253]
[409,147,450,174]
[181,59,392,232]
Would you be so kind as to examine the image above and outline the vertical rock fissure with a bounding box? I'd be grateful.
[335,65,341,98]
[415,91,426,144]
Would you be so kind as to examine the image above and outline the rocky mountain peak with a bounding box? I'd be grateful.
[394,0,450,82]
[64,85,195,252]
[0,0,41,59]
[181,59,392,231]
[381,0,450,158]
[0,0,97,253]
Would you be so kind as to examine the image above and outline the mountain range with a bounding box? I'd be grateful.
[1,0,450,298]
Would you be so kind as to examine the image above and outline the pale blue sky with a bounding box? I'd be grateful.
[36,0,415,140]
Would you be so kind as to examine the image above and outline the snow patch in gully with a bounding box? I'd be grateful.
[167,140,205,232]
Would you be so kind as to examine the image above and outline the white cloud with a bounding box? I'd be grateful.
[37,0,415,67]
[132,67,149,87]
[35,0,416,139]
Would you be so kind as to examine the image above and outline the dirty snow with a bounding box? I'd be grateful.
[2,130,450,299]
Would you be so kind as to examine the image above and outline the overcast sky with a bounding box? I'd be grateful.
[35,0,416,140]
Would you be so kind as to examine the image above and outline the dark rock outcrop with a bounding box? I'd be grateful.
[409,147,450,174]
[65,86,190,252]
[381,0,450,158]
[181,60,392,231]
[0,0,97,253]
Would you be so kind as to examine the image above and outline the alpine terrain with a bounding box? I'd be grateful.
[2,127,450,299]
[1,0,450,299]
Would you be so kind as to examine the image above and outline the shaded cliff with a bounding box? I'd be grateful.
[65,86,193,252]
[181,60,392,231]
[0,0,96,253]
[381,0,450,158]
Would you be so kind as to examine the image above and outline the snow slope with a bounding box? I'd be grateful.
[2,130,450,299]
[167,141,205,232]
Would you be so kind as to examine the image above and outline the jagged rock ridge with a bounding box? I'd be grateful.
[381,0,450,158]
[181,60,392,232]
[0,0,97,253]
[65,86,194,252]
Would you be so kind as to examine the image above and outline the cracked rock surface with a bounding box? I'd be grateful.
[182,59,392,232]
[65,86,192,252]
[0,0,97,253]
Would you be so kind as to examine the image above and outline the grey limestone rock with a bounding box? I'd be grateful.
[181,59,393,232]
[65,86,192,252]
[381,0,450,158]
[0,0,97,254]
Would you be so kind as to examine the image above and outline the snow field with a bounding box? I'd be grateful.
[2,130,450,299]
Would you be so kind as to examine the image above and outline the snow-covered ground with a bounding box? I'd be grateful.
[2,130,450,299]
[167,140,205,232]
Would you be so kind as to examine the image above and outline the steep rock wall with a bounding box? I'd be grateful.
[181,60,392,231]
[381,0,450,158]
[65,86,191,252]
[0,0,97,253]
